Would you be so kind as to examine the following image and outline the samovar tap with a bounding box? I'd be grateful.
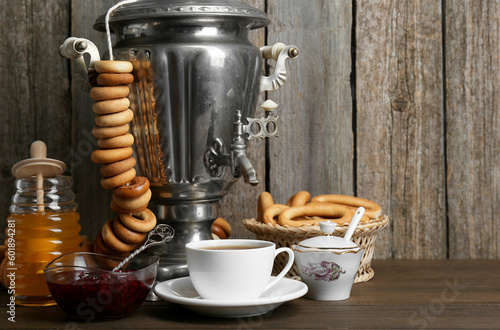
[231,111,259,186]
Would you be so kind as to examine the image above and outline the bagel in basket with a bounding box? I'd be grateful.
[255,191,380,227]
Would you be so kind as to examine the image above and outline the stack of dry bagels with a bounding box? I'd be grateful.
[87,60,232,257]
[89,60,157,257]
[257,191,381,227]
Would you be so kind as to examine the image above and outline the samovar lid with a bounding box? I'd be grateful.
[94,0,269,31]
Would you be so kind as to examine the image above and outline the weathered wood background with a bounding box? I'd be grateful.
[1,0,498,259]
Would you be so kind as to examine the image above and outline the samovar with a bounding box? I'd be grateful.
[60,0,298,280]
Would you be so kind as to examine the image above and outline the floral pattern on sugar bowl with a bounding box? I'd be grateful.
[301,261,346,282]
[292,220,365,301]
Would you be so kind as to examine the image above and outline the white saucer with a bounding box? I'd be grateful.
[154,276,308,318]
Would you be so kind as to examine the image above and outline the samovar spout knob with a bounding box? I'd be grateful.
[260,99,278,112]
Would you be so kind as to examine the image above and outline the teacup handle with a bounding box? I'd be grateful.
[263,247,295,293]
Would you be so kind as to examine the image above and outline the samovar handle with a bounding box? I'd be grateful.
[59,37,101,91]
[259,43,299,93]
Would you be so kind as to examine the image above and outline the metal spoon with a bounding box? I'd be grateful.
[112,224,175,271]
[344,207,365,242]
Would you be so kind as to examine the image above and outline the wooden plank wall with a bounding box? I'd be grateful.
[0,0,498,259]
[0,1,73,229]
[355,0,446,259]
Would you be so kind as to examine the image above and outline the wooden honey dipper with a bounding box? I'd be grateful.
[11,141,66,213]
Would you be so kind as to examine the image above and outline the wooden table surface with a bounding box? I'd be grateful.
[1,260,499,329]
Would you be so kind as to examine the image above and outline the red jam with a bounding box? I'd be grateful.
[47,270,155,321]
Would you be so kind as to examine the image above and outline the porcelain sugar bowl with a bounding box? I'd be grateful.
[292,209,365,301]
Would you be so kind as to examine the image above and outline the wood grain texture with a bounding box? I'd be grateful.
[219,0,266,239]
[445,0,500,259]
[356,0,446,259]
[0,0,70,229]
[1,0,499,259]
[3,260,499,329]
[267,0,354,205]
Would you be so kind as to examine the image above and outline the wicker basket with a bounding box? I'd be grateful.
[243,215,389,283]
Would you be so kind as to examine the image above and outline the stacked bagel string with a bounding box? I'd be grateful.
[257,191,381,227]
[89,60,157,257]
[88,60,232,257]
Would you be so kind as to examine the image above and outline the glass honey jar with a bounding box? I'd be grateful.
[6,141,81,306]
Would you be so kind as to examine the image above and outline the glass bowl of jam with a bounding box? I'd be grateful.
[44,252,158,322]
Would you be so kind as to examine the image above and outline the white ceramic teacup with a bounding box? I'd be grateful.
[185,239,294,300]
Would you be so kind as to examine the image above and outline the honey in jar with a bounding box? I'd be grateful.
[7,141,81,306]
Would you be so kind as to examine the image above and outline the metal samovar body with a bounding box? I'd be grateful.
[60,0,298,280]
